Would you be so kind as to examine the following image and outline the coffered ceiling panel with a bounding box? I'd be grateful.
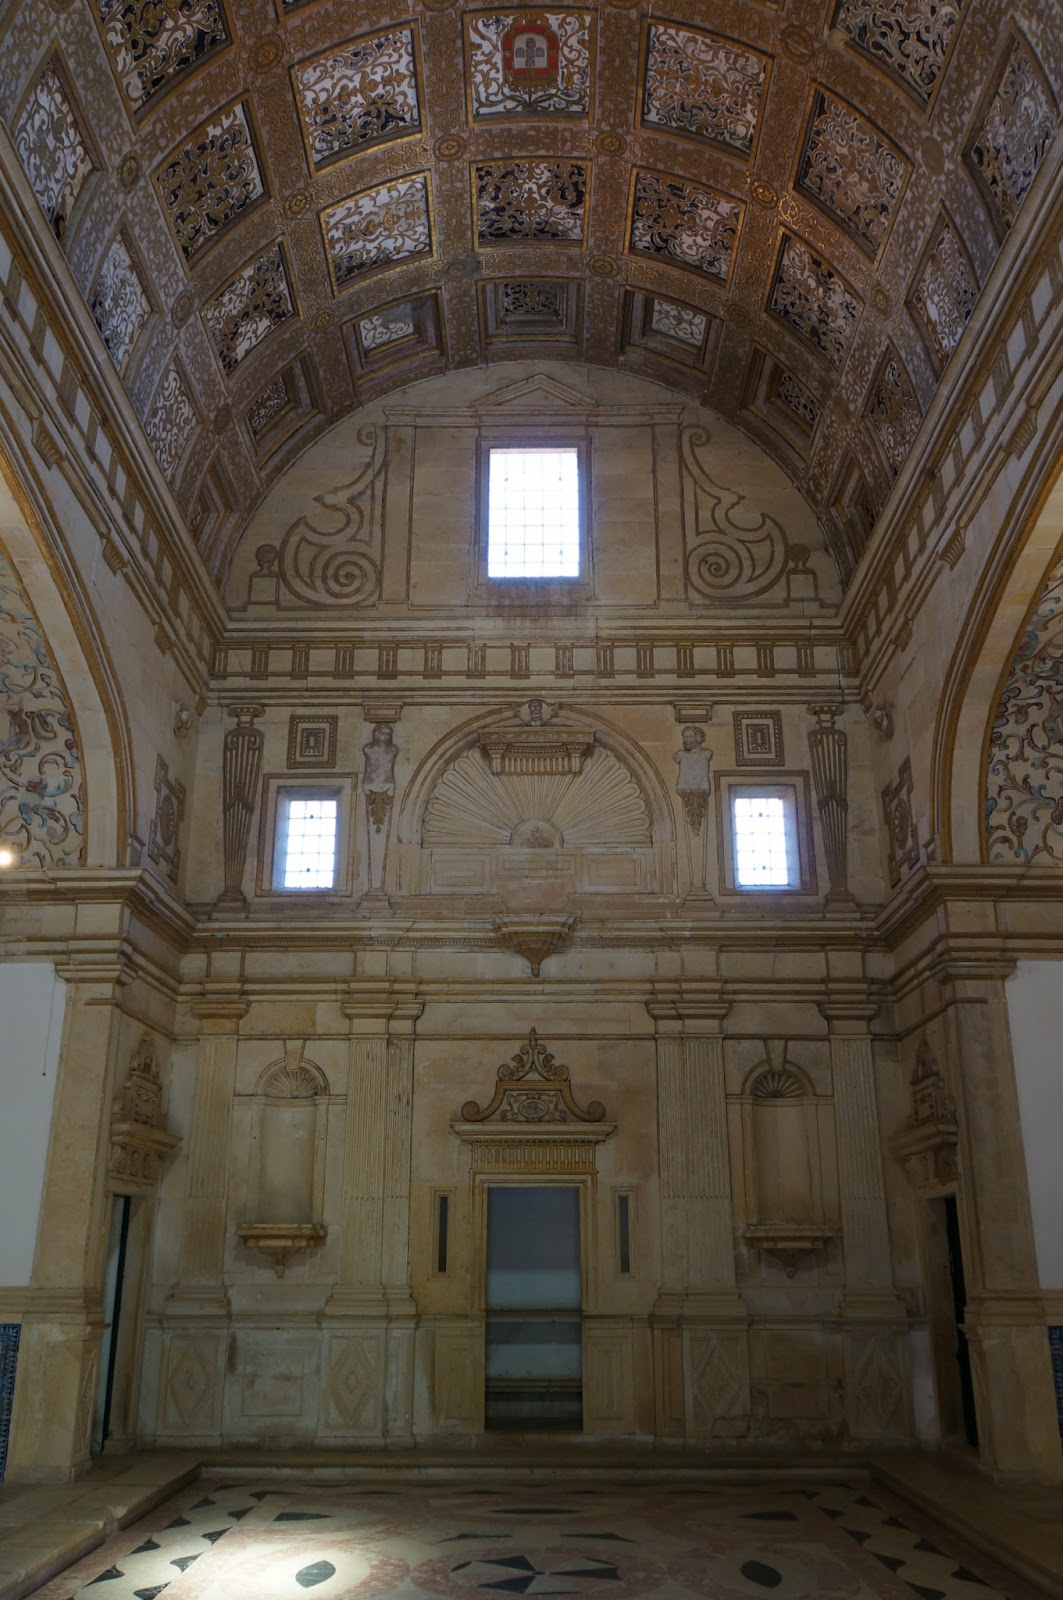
[0,0,1059,589]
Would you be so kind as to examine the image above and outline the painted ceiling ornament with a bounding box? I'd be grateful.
[502,13,560,88]
[117,153,139,191]
[461,1028,605,1122]
[249,33,284,73]
[433,134,466,160]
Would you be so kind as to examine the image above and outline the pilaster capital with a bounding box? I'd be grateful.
[54,955,136,998]
[342,982,423,1034]
[818,1000,879,1035]
[646,983,728,1034]
[190,992,248,1032]
[928,954,1017,989]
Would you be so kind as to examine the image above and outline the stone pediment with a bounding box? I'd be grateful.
[475,372,596,415]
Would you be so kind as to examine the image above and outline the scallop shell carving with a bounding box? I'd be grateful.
[422,742,651,847]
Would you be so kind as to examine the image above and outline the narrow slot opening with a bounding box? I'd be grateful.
[436,1192,449,1274]
[617,1192,632,1275]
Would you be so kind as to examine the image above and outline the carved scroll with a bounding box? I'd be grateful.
[220,703,264,906]
[682,426,790,602]
[807,703,849,897]
[461,1029,605,1123]
[277,425,383,606]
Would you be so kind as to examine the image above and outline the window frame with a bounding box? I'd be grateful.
[475,430,593,602]
[257,775,356,899]
[715,772,817,897]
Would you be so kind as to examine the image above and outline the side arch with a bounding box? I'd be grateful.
[0,435,131,868]
[930,433,1063,862]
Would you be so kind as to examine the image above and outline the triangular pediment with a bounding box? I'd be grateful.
[476,373,596,414]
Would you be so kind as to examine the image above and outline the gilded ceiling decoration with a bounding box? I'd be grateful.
[966,34,1057,234]
[96,0,230,114]
[466,11,593,119]
[14,62,93,241]
[909,216,978,369]
[795,92,909,258]
[0,0,1058,586]
[629,171,741,282]
[156,102,265,262]
[203,244,295,373]
[768,234,860,369]
[322,173,432,288]
[89,233,151,374]
[293,27,423,169]
[475,158,587,243]
[831,0,963,105]
[640,23,768,156]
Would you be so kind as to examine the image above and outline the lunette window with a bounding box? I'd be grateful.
[273,791,339,890]
[487,446,580,579]
[731,789,800,888]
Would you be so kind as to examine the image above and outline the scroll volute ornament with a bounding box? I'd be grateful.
[109,1032,181,1191]
[461,1029,606,1123]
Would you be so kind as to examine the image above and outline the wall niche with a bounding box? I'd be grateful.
[237,1042,329,1276]
[739,1047,838,1276]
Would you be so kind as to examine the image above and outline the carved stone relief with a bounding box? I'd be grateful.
[889,1038,959,1192]
[144,367,197,481]
[865,348,922,478]
[681,427,790,602]
[882,756,919,886]
[219,702,264,905]
[148,755,186,883]
[768,235,860,371]
[910,218,978,368]
[0,545,84,869]
[461,1029,606,1122]
[807,704,849,898]
[109,1031,181,1190]
[832,0,963,105]
[271,429,384,607]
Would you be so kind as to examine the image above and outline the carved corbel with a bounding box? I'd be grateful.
[109,1032,181,1192]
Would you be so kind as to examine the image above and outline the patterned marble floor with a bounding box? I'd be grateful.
[29,1477,1044,1600]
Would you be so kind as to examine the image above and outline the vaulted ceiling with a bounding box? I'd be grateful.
[1,0,1059,586]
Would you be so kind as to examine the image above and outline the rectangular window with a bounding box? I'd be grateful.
[487,446,580,579]
[273,791,338,890]
[731,789,799,888]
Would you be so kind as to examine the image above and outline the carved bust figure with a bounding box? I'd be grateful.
[362,722,398,795]
[674,724,712,794]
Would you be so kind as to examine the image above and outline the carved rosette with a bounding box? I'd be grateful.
[807,703,849,897]
[109,1032,181,1192]
[219,703,264,905]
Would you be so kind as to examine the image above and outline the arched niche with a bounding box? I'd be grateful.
[739,1050,838,1276]
[0,445,129,867]
[396,702,677,901]
[247,1045,331,1227]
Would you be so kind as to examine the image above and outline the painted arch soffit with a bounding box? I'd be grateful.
[1,3,1060,584]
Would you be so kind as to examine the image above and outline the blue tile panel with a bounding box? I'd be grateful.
[0,1322,20,1479]
[1050,1325,1063,1441]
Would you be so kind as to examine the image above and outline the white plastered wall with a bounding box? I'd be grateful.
[1005,960,1063,1290]
[0,962,66,1285]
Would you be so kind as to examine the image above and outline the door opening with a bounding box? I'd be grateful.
[943,1195,978,1447]
[92,1194,130,1454]
[485,1185,581,1431]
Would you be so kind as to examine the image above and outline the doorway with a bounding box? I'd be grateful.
[485,1185,582,1430]
[92,1195,130,1454]
[924,1195,978,1447]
